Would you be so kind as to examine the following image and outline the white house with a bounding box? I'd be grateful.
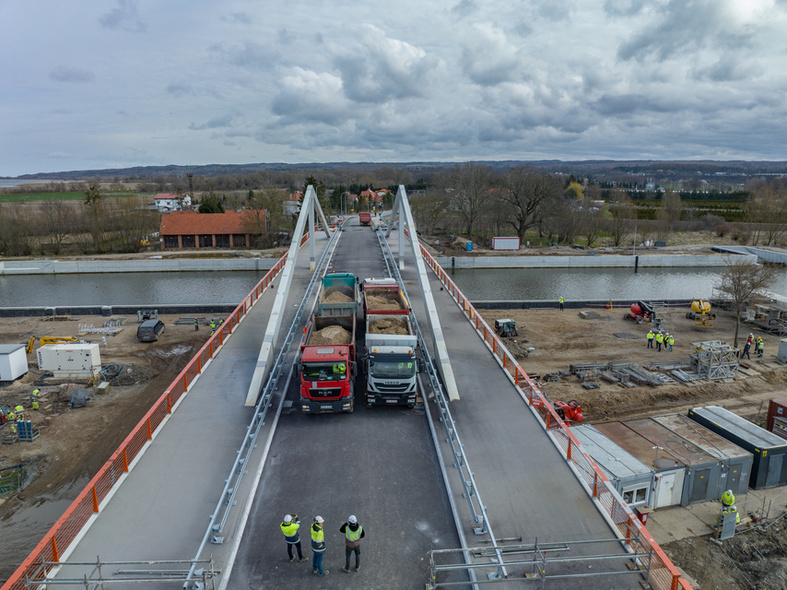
[154,193,192,212]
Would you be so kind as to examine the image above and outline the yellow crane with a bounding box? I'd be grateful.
[686,300,715,327]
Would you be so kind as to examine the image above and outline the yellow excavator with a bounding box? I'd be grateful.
[686,300,715,327]
[25,336,79,354]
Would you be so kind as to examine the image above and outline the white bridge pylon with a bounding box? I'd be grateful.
[387,185,460,402]
[244,185,331,406]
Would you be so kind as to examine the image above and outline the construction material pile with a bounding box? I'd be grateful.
[309,326,352,345]
[323,290,353,303]
[365,294,404,310]
[369,317,409,335]
[569,362,675,386]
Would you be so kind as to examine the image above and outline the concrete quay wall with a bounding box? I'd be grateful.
[0,304,237,318]
[0,258,276,275]
[435,253,758,269]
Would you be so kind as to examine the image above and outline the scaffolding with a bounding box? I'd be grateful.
[690,340,739,380]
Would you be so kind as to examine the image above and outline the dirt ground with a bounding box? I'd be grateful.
[477,304,787,589]
[0,313,212,582]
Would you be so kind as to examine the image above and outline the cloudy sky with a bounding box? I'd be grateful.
[2,0,787,176]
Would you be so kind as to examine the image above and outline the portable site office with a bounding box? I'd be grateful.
[688,406,787,490]
[624,418,722,505]
[652,414,753,498]
[594,421,686,509]
[572,424,655,509]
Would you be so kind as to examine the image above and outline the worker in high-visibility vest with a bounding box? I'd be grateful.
[311,516,327,576]
[340,514,365,573]
[209,320,216,335]
[31,389,40,410]
[655,332,664,352]
[721,504,740,524]
[667,334,675,352]
[7,409,17,433]
[646,330,654,349]
[14,404,25,420]
[558,296,564,311]
[721,489,735,508]
[280,514,308,562]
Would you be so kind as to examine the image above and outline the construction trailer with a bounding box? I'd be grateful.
[652,414,753,498]
[688,406,787,490]
[572,424,655,509]
[624,418,723,505]
[0,344,28,381]
[767,397,787,441]
[595,421,686,509]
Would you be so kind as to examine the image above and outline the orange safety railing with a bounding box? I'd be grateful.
[1,248,297,590]
[419,244,692,590]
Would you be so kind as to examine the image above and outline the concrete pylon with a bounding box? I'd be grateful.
[244,186,331,406]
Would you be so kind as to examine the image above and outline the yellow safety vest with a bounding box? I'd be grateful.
[721,490,735,506]
[280,521,300,543]
[311,524,325,552]
[345,524,363,542]
[655,334,663,343]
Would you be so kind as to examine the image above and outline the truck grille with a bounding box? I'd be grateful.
[374,383,411,394]
[309,387,341,398]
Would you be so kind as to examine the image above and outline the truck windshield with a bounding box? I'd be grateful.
[370,360,415,379]
[302,362,347,382]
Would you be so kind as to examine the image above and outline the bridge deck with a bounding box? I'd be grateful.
[50,222,640,589]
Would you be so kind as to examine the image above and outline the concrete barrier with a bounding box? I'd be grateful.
[0,304,237,317]
[435,254,758,269]
[0,258,277,275]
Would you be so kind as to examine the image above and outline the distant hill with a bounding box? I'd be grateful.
[7,159,787,181]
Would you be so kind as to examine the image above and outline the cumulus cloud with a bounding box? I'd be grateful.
[333,25,443,103]
[460,23,522,85]
[50,66,95,82]
[270,67,350,125]
[99,0,146,33]
[210,41,280,71]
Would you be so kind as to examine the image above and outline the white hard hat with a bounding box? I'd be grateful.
[727,489,733,495]
[284,514,293,523]
[348,515,357,524]
[314,515,324,524]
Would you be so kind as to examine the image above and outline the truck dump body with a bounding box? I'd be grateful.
[359,212,371,226]
[300,313,356,413]
[318,273,358,317]
[362,278,410,318]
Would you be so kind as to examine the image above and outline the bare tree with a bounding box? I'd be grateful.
[443,162,496,239]
[0,204,35,255]
[656,190,682,241]
[745,179,787,246]
[39,200,75,254]
[608,189,635,246]
[108,197,160,253]
[410,189,450,235]
[716,257,778,348]
[243,187,288,248]
[501,167,563,243]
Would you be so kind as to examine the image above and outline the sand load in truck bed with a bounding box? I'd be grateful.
[308,325,353,345]
[322,290,353,303]
[369,317,409,335]
[366,294,404,310]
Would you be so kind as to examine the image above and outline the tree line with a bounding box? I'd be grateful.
[1,166,786,256]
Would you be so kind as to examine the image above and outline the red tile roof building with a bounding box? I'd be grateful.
[159,210,264,250]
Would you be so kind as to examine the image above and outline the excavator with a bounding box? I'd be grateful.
[25,336,79,354]
[553,400,584,424]
[686,300,715,327]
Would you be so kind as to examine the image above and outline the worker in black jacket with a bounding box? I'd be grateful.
[340,515,365,572]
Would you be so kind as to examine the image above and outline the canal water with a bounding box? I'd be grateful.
[2,266,787,307]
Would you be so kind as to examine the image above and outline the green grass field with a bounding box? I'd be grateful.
[0,192,138,203]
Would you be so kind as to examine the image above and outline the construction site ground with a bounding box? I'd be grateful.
[477,304,787,590]
[1,300,787,587]
[0,313,212,582]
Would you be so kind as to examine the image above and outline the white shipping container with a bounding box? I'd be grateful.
[0,344,28,381]
[37,343,101,378]
[492,237,520,250]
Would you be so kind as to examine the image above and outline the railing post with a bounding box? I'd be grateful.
[147,417,152,439]
[593,473,599,497]
[122,448,129,472]
[51,536,60,562]
[183,373,188,391]
[197,356,201,373]
[92,486,100,513]
[567,438,572,460]
[167,393,172,414]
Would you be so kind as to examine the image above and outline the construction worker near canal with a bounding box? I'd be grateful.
[655,331,664,352]
[646,329,654,348]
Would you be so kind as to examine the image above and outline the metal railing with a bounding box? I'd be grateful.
[0,236,312,590]
[418,244,692,590]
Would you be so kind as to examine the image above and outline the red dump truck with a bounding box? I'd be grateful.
[299,313,356,413]
[359,212,371,226]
